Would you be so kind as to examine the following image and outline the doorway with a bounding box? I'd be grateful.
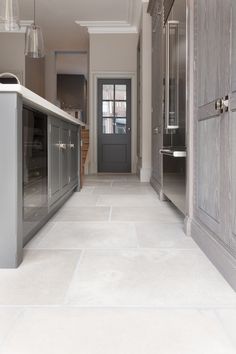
[97,79,131,173]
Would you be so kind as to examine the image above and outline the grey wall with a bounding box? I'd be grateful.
[25,56,45,98]
[0,33,26,84]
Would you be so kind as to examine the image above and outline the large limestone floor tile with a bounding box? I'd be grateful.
[0,250,80,305]
[24,222,55,249]
[83,180,113,187]
[1,308,236,354]
[52,206,110,222]
[64,194,99,207]
[0,308,22,347]
[26,222,138,250]
[216,309,236,347]
[136,222,197,249]
[92,185,156,195]
[111,206,183,222]
[97,194,162,207]
[65,249,236,307]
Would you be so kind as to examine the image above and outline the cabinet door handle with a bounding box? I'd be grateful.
[59,143,67,150]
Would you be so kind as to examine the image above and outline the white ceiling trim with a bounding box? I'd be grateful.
[76,21,130,28]
[76,0,141,34]
[87,26,138,34]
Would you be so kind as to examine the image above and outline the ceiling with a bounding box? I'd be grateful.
[19,0,145,52]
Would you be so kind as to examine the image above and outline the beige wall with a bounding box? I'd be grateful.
[0,33,26,84]
[90,33,138,73]
[25,57,45,98]
[89,32,139,174]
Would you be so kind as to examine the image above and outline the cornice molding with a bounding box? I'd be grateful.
[76,0,142,34]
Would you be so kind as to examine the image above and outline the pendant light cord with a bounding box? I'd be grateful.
[34,0,36,25]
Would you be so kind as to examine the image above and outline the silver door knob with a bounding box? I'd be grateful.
[154,127,159,134]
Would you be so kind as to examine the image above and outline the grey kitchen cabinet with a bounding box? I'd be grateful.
[194,0,231,245]
[192,0,236,288]
[61,122,70,189]
[70,124,79,185]
[149,0,164,195]
[229,0,236,252]
[48,117,79,206]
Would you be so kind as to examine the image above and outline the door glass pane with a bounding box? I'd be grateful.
[103,101,114,117]
[115,85,126,100]
[103,85,114,100]
[103,118,114,134]
[115,118,126,134]
[115,101,126,117]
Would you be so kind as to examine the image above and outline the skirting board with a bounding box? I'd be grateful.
[190,218,236,291]
[140,167,152,182]
[150,176,166,201]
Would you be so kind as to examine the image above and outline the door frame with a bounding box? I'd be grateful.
[89,71,137,174]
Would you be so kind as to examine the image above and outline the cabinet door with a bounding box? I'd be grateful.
[48,117,61,204]
[61,122,70,189]
[195,0,231,242]
[70,124,79,185]
[151,15,164,190]
[229,0,236,251]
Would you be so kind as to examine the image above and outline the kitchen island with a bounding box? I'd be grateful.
[0,85,84,268]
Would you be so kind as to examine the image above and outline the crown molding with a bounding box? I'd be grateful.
[88,26,138,34]
[76,0,143,35]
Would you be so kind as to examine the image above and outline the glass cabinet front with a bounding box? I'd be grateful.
[23,106,48,239]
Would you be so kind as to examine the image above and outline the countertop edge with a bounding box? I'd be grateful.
[0,84,86,127]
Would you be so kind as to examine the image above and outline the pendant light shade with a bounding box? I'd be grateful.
[25,0,45,58]
[25,24,44,58]
[0,0,20,31]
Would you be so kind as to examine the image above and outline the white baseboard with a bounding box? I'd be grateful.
[139,167,152,182]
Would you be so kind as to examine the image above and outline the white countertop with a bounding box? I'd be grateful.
[0,84,85,126]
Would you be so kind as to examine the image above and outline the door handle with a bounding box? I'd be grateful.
[215,96,229,113]
[154,127,160,134]
[59,143,67,150]
[69,143,75,149]
[215,98,223,113]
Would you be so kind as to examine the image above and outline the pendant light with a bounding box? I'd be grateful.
[25,0,44,58]
[0,0,20,31]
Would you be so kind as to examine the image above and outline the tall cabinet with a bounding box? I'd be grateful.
[148,0,164,196]
[192,0,236,289]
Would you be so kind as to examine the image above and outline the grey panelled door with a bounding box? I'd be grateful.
[196,0,231,243]
[151,4,164,190]
[98,79,131,173]
[49,117,61,202]
[61,122,70,189]
[229,1,236,251]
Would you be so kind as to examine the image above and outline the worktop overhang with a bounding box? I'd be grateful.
[0,84,85,126]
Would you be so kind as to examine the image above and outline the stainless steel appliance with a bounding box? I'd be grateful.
[161,0,187,214]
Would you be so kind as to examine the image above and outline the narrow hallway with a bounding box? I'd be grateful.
[0,176,236,353]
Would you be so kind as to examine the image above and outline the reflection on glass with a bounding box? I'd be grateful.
[103,118,114,134]
[103,85,114,100]
[166,21,179,129]
[115,85,126,100]
[23,107,48,238]
[102,101,114,117]
[115,118,126,134]
[115,101,126,117]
